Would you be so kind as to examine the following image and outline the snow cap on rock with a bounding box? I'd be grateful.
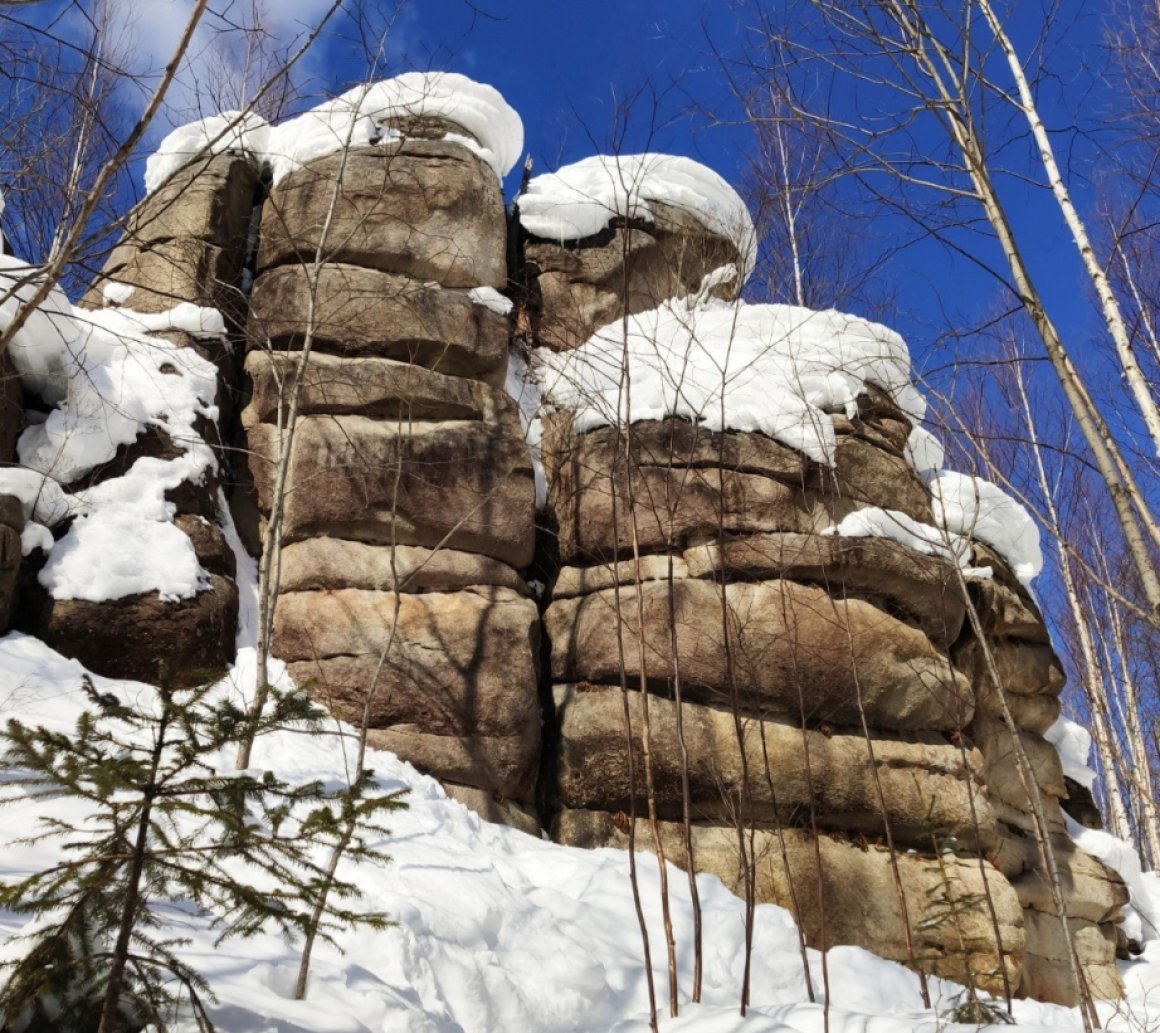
[519,153,757,284]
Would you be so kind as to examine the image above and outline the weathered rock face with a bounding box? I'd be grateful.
[258,142,508,288]
[547,579,973,731]
[247,265,509,386]
[523,202,743,352]
[556,812,1025,995]
[240,129,540,824]
[83,153,260,319]
[553,686,995,849]
[19,151,257,684]
[275,587,540,798]
[535,241,1125,1002]
[246,414,534,567]
[950,545,1127,1002]
[6,88,1124,1010]
[20,574,239,689]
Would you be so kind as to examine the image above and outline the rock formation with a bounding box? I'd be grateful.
[0,74,1135,1007]
[241,119,540,830]
[1,152,252,682]
[526,173,1128,1002]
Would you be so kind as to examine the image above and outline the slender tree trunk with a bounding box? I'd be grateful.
[977,0,1160,459]
[1092,537,1160,865]
[880,0,1160,623]
[953,567,1098,1033]
[98,712,170,1033]
[1011,363,1133,840]
[607,444,659,1033]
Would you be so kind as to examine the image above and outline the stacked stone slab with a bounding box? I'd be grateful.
[242,127,539,831]
[532,195,1126,1001]
[14,154,256,683]
[522,201,741,353]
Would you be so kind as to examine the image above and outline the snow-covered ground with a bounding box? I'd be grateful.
[0,532,1158,1033]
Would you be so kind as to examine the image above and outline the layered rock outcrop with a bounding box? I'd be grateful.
[0,75,1134,1009]
[527,179,1127,1002]
[241,121,540,824]
[6,153,252,683]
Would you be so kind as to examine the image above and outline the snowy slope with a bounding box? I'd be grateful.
[2,630,1159,1032]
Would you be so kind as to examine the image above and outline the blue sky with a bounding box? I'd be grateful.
[3,0,1136,429]
[356,1,1116,388]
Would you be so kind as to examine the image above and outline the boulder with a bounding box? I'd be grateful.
[552,686,996,849]
[364,724,538,803]
[242,350,515,429]
[524,202,742,352]
[258,141,507,288]
[955,638,1066,698]
[830,390,914,455]
[0,494,22,631]
[84,238,245,316]
[553,812,1023,996]
[969,577,1051,645]
[546,578,974,730]
[1004,834,1128,925]
[82,153,260,316]
[247,413,535,568]
[683,532,965,648]
[174,514,236,580]
[274,586,540,799]
[974,690,1062,737]
[277,538,529,596]
[118,153,258,249]
[968,714,1067,818]
[19,574,238,688]
[247,264,508,384]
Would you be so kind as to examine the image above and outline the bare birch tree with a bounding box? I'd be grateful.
[739,1,1160,623]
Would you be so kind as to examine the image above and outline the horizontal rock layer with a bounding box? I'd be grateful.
[247,413,535,568]
[258,141,507,288]
[546,577,974,731]
[274,586,540,800]
[247,264,508,385]
[553,686,994,849]
[554,811,1023,995]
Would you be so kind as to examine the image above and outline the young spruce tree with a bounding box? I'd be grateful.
[0,670,407,1033]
